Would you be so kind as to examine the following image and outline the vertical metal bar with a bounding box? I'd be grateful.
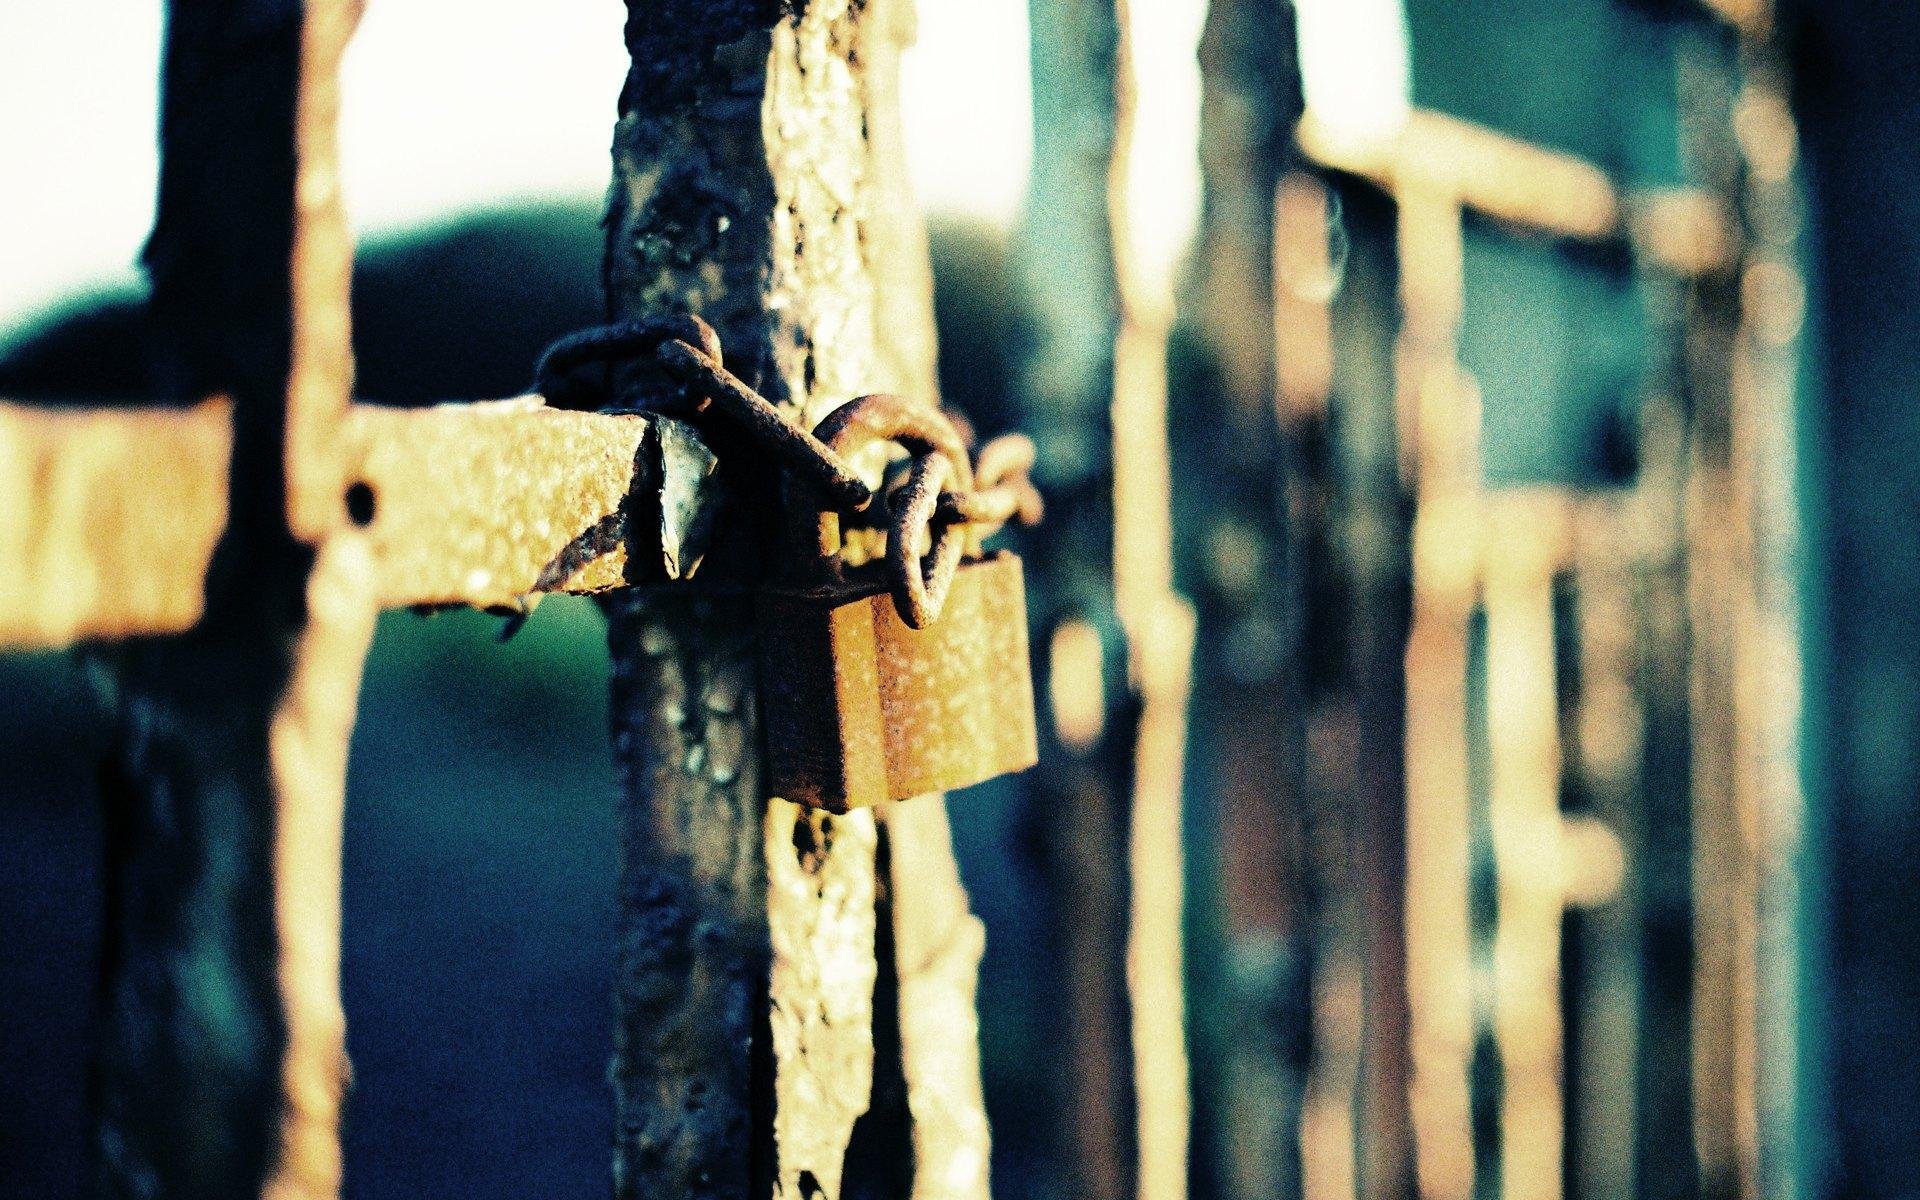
[269,5,372,1195]
[1394,180,1473,1200]
[1675,34,1760,1200]
[1631,378,1704,1200]
[1186,3,1315,1196]
[1483,494,1569,1200]
[1686,272,1752,1200]
[1016,0,1136,1193]
[1721,56,1804,1200]
[92,1,372,1197]
[1019,0,1200,1195]
[1021,0,1198,1190]
[1328,177,1418,1200]
[1108,7,1200,1200]
[1671,25,1806,1200]
[1567,501,1646,1200]
[1274,175,1359,1200]
[602,3,992,1196]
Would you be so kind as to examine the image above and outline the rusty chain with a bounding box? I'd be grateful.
[534,315,1042,626]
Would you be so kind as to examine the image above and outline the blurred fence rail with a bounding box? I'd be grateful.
[0,2,1831,1200]
[1243,7,1803,1199]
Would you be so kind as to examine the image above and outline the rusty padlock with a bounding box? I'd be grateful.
[756,395,1039,812]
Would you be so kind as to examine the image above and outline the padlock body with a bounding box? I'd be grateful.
[757,551,1039,812]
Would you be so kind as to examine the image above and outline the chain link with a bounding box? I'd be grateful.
[534,315,1043,624]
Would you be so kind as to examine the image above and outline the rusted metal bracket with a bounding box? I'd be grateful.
[0,396,688,650]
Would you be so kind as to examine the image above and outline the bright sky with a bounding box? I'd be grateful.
[1297,0,1411,141]
[0,0,1407,336]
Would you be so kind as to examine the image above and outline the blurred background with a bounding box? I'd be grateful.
[0,1,1911,1199]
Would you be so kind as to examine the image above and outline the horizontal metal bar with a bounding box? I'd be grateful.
[0,399,231,649]
[346,398,652,609]
[1301,108,1622,240]
[0,396,655,650]
[1299,108,1735,274]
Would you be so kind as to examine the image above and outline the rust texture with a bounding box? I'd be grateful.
[805,390,972,626]
[347,399,656,606]
[0,398,664,650]
[766,797,881,1200]
[659,335,876,512]
[757,553,1038,812]
[603,0,952,1195]
[654,337,1040,630]
[603,0,785,1181]
[882,794,994,1200]
[604,594,777,1200]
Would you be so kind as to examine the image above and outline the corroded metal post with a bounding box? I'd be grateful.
[600,3,989,1198]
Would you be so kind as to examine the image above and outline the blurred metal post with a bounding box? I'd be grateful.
[1393,178,1476,1200]
[1017,0,1135,1183]
[1678,12,1805,1199]
[1184,4,1315,1199]
[89,2,373,1198]
[1112,0,1202,1180]
[1482,493,1572,1200]
[1301,108,1743,1200]
[1566,492,1650,1200]
[1017,0,1199,1196]
[1722,62,1803,1200]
